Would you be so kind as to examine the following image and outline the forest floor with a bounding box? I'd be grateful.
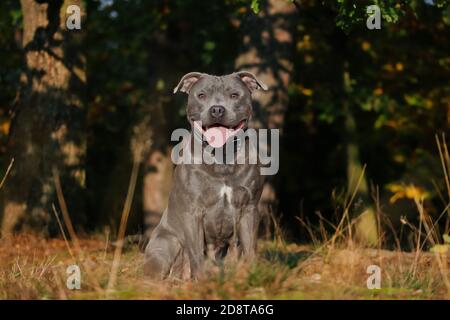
[0,233,448,299]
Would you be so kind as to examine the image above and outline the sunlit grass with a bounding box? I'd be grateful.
[0,234,448,300]
[0,135,448,300]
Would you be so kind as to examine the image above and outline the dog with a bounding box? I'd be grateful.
[144,71,268,279]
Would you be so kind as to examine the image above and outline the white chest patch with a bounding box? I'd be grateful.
[219,185,233,203]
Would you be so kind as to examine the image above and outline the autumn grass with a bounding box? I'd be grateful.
[0,134,448,300]
[0,233,448,300]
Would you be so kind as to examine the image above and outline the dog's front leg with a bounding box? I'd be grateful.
[184,211,206,279]
[237,205,259,259]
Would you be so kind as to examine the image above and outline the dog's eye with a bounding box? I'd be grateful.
[197,93,206,100]
[230,93,239,99]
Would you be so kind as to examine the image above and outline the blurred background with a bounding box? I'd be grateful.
[0,0,448,250]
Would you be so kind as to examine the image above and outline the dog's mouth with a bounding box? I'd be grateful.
[193,119,247,148]
[200,119,247,132]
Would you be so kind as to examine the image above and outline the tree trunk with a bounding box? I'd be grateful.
[143,149,172,234]
[1,0,86,236]
[141,97,174,239]
[234,0,297,236]
[140,29,179,239]
[343,67,378,246]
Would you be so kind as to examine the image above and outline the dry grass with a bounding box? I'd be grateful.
[0,233,448,300]
[0,134,448,300]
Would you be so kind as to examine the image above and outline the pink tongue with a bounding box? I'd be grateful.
[204,126,236,148]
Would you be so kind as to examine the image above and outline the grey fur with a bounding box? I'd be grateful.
[144,71,268,279]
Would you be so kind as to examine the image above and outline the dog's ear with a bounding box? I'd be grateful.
[236,71,268,93]
[173,72,204,94]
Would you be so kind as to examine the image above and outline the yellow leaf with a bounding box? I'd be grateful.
[404,185,428,200]
[393,154,406,163]
[298,85,313,96]
[387,183,429,203]
[430,244,449,253]
[387,183,403,192]
[389,192,404,204]
[0,121,10,135]
[238,7,247,14]
[383,64,394,72]
[361,41,371,51]
[373,87,383,96]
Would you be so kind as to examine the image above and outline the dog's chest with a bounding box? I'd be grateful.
[202,183,245,245]
[179,163,257,247]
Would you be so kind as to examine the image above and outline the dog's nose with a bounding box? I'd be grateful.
[209,105,225,119]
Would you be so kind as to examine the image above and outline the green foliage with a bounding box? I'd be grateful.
[251,0,260,14]
[0,0,448,242]
[333,0,450,31]
[444,234,450,244]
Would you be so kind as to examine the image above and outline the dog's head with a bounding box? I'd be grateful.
[173,71,268,147]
